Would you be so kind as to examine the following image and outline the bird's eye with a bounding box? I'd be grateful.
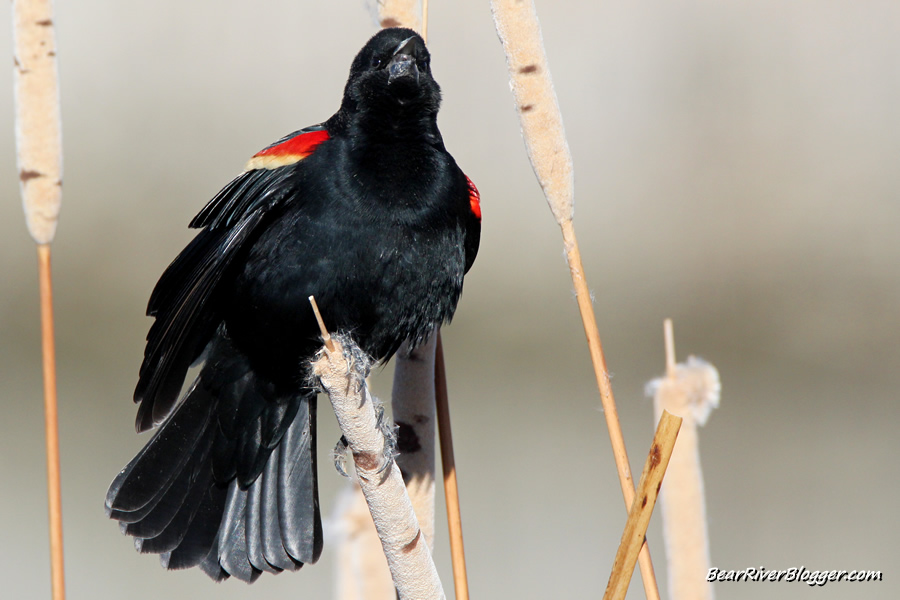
[371,56,383,69]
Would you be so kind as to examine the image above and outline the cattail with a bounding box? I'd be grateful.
[13,1,65,598]
[646,322,720,600]
[375,0,422,33]
[313,332,445,600]
[491,1,660,597]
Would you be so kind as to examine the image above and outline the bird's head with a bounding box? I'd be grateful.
[341,28,441,117]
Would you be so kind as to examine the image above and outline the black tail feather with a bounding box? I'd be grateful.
[135,465,214,554]
[278,396,323,564]
[124,463,195,540]
[161,482,228,570]
[108,335,322,582]
[107,380,214,515]
[260,444,299,571]
[198,534,229,582]
[246,472,282,574]
[218,485,256,582]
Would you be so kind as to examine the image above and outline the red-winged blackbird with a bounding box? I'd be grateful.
[105,28,481,582]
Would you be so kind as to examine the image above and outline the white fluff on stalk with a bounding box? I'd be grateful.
[646,356,720,600]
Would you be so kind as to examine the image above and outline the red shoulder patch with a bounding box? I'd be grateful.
[465,175,481,221]
[245,129,330,171]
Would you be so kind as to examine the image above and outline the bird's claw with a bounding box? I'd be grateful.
[332,435,350,477]
[374,403,398,475]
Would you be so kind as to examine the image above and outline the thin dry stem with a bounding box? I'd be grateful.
[603,411,682,600]
[435,335,469,600]
[309,295,335,352]
[664,318,676,379]
[37,244,65,600]
[561,222,661,597]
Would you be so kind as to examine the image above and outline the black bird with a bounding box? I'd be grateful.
[106,27,481,582]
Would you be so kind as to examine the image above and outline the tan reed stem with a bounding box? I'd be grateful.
[38,244,65,600]
[665,318,676,378]
[392,337,439,551]
[491,1,661,596]
[603,411,682,600]
[560,221,661,598]
[435,334,469,600]
[14,1,66,597]
[308,296,335,352]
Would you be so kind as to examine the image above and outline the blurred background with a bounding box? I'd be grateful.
[1,1,898,598]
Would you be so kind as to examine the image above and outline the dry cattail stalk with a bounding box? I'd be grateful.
[312,329,444,600]
[318,292,395,599]
[14,0,63,245]
[646,320,720,600]
[490,1,660,597]
[603,411,682,600]
[334,482,396,600]
[332,339,440,600]
[13,2,65,599]
[393,337,439,550]
[376,0,422,33]
[490,0,572,224]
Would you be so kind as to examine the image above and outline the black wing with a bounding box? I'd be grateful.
[133,130,325,432]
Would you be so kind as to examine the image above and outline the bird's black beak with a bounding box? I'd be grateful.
[388,36,419,85]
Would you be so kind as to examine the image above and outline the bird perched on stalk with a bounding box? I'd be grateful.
[105,27,481,582]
